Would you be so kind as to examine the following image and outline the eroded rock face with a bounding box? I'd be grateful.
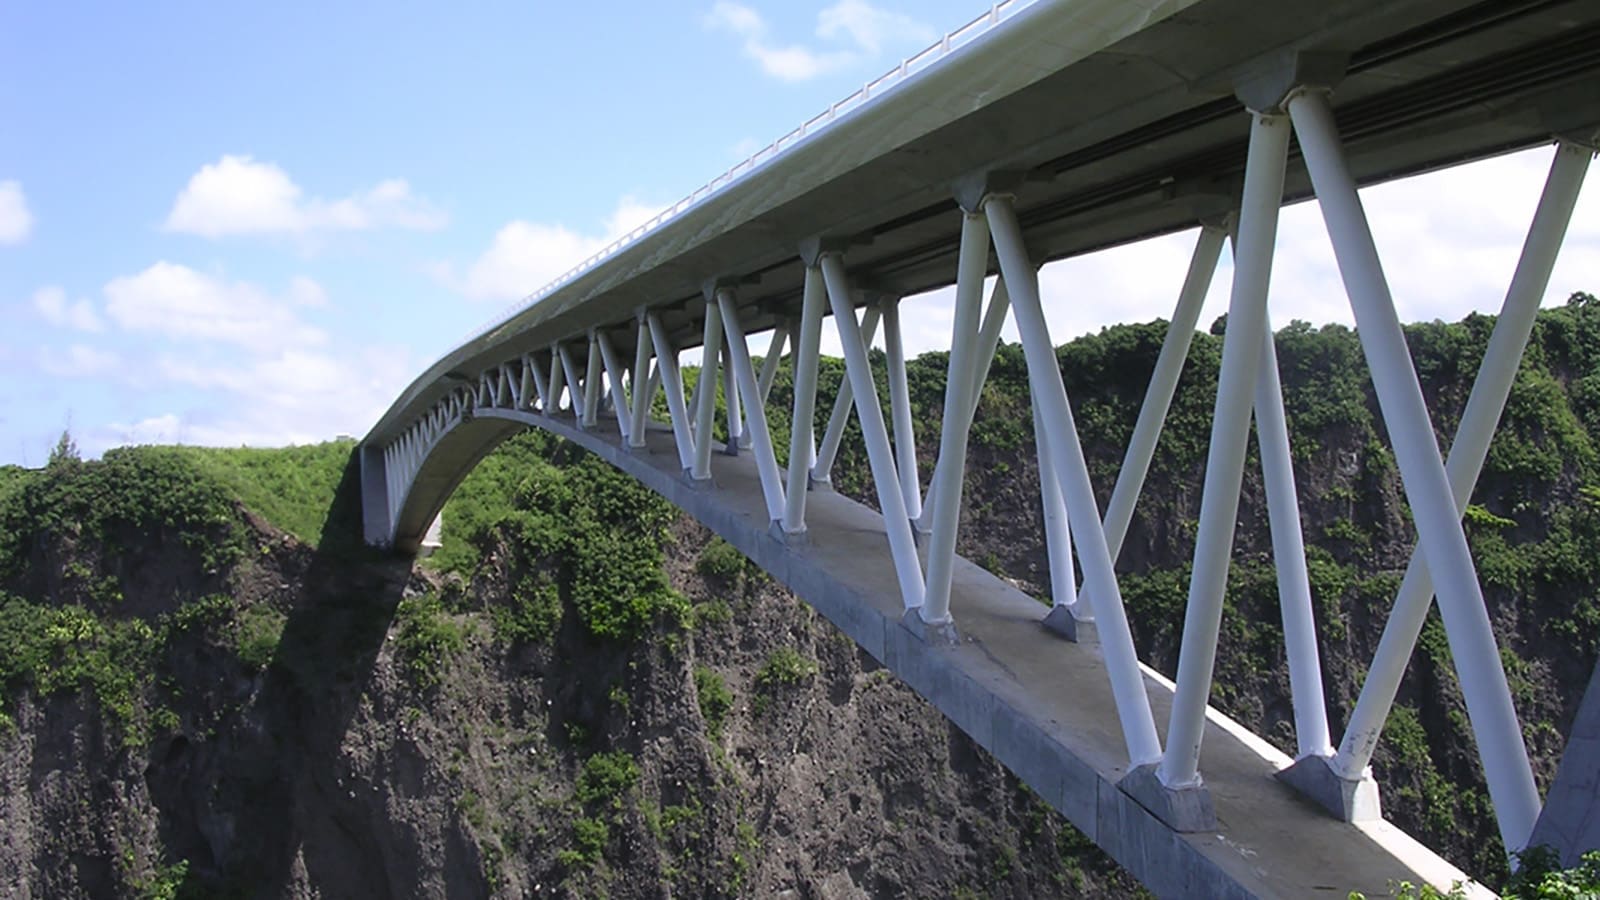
[0,510,1140,899]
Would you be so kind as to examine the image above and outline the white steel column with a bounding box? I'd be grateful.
[549,345,568,413]
[1288,86,1540,852]
[1034,408,1077,611]
[881,296,923,521]
[820,254,925,611]
[1254,315,1332,758]
[691,300,724,480]
[529,354,551,412]
[920,276,1012,530]
[812,306,883,484]
[1100,226,1226,563]
[582,335,602,427]
[722,336,744,453]
[596,330,631,440]
[647,314,698,472]
[1338,140,1592,781]
[784,266,827,533]
[1160,111,1291,788]
[922,213,990,623]
[718,290,787,521]
[986,194,1160,765]
[629,317,654,447]
[757,324,788,407]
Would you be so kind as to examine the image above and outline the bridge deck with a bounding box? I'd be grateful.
[485,408,1487,899]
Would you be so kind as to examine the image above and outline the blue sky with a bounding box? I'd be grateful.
[1,0,1595,466]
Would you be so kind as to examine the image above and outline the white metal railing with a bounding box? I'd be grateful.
[446,0,1033,356]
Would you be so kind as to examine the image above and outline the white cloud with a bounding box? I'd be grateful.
[443,196,666,302]
[164,155,446,237]
[0,180,34,244]
[706,1,933,82]
[39,344,121,378]
[32,286,104,332]
[102,262,328,349]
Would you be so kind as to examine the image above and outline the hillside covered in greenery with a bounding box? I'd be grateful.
[1,292,1599,898]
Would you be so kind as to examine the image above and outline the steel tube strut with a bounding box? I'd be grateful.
[629,318,654,447]
[1254,314,1332,758]
[718,291,787,521]
[757,325,788,408]
[784,266,827,533]
[1160,111,1291,789]
[1033,394,1077,610]
[920,276,1012,530]
[922,213,990,624]
[692,301,725,480]
[1337,139,1592,782]
[530,353,551,412]
[548,345,567,413]
[1288,87,1541,853]
[582,335,602,427]
[558,344,584,418]
[881,296,923,521]
[812,305,883,484]
[820,254,925,611]
[596,330,631,440]
[647,314,698,472]
[723,336,744,453]
[986,194,1160,765]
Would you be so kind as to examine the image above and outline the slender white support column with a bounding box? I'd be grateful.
[812,306,882,484]
[629,317,654,447]
[1289,86,1540,853]
[1161,111,1291,788]
[647,314,698,471]
[558,345,584,418]
[582,335,602,427]
[596,330,632,439]
[784,266,827,533]
[718,291,787,521]
[723,336,744,453]
[1337,141,1592,782]
[987,195,1161,765]
[1033,410,1077,610]
[920,276,1012,529]
[757,325,788,407]
[529,354,550,412]
[922,213,990,623]
[1254,315,1332,758]
[549,346,567,413]
[1100,227,1226,563]
[820,254,925,611]
[881,296,923,521]
[691,301,724,480]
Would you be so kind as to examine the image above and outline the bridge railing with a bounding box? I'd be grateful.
[450,1,1032,357]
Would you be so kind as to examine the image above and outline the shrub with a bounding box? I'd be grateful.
[694,666,734,739]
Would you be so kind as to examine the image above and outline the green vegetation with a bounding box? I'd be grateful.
[392,593,466,689]
[756,647,817,689]
[694,665,734,739]
[576,750,640,810]
[161,440,359,547]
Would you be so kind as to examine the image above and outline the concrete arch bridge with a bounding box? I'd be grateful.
[362,0,1600,894]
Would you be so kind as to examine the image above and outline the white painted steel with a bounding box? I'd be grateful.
[1033,397,1078,611]
[1254,314,1332,758]
[881,296,924,522]
[1100,226,1225,562]
[820,254,926,611]
[1334,143,1592,779]
[1288,87,1540,853]
[1160,111,1291,789]
[723,336,745,451]
[559,345,584,419]
[812,305,883,483]
[922,213,990,624]
[630,318,654,446]
[596,330,632,440]
[920,276,1013,530]
[986,194,1161,766]
[784,267,827,533]
[757,325,788,408]
[583,337,602,427]
[692,302,725,480]
[718,290,787,521]
[548,346,567,413]
[647,314,698,471]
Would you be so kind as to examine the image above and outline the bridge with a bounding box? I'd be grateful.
[360,0,1600,895]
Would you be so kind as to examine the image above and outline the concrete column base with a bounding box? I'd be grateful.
[772,521,808,546]
[1277,753,1382,822]
[808,473,833,492]
[1118,763,1218,832]
[1041,604,1080,642]
[900,608,960,646]
[686,473,717,491]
